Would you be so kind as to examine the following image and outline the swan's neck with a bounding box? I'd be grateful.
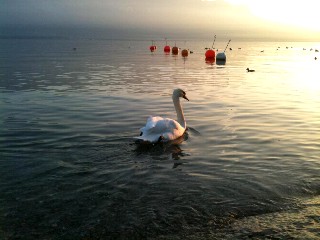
[173,96,186,129]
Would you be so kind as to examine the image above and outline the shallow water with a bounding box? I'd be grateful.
[0,38,319,239]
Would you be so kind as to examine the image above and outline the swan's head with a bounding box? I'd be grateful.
[173,88,189,101]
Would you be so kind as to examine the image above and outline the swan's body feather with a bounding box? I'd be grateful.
[136,116,185,143]
[135,89,189,143]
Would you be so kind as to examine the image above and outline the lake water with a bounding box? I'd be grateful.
[0,38,319,239]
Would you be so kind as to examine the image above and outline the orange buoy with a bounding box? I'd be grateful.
[181,49,188,57]
[172,46,179,55]
[164,45,171,53]
[205,49,215,59]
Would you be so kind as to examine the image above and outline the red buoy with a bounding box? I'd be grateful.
[181,49,188,57]
[150,45,156,52]
[164,45,171,53]
[149,40,156,52]
[205,58,215,65]
[172,46,179,55]
[205,49,215,59]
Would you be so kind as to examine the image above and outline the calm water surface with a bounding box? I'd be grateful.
[0,39,319,239]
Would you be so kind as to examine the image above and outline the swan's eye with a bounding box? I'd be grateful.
[140,132,143,136]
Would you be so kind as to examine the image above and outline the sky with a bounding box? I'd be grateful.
[1,0,320,41]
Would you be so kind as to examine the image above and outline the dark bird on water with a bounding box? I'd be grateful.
[246,68,255,72]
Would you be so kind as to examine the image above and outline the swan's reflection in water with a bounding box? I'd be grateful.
[134,132,189,168]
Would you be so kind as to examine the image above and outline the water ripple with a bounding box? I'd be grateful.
[1,39,319,239]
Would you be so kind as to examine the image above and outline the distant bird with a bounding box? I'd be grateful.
[246,68,255,72]
[73,47,77,51]
[315,57,317,60]
[260,50,264,53]
[135,89,189,144]
[190,50,194,54]
[229,48,232,50]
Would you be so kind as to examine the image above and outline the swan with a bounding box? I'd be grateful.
[135,88,189,143]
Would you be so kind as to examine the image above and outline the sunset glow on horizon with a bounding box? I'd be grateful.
[224,0,320,31]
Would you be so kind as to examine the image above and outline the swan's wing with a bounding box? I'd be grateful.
[134,116,164,143]
[157,119,185,141]
[145,116,163,129]
[135,116,185,143]
[154,118,181,132]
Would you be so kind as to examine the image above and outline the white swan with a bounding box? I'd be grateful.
[135,88,189,143]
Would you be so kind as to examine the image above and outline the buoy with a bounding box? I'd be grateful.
[150,45,156,52]
[216,52,226,61]
[164,38,170,53]
[164,45,171,53]
[205,49,215,59]
[215,39,231,62]
[205,58,215,65]
[149,40,156,52]
[181,49,188,57]
[172,46,179,55]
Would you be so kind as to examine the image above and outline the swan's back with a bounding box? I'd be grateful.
[136,116,185,143]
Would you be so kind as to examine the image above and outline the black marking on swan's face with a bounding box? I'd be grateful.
[140,132,143,136]
[181,90,189,101]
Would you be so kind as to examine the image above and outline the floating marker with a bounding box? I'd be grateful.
[216,39,231,61]
[149,40,157,52]
[171,42,179,55]
[181,49,188,57]
[205,49,215,59]
[216,52,226,61]
[164,38,171,53]
[172,46,179,55]
[164,45,171,53]
[150,46,156,52]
